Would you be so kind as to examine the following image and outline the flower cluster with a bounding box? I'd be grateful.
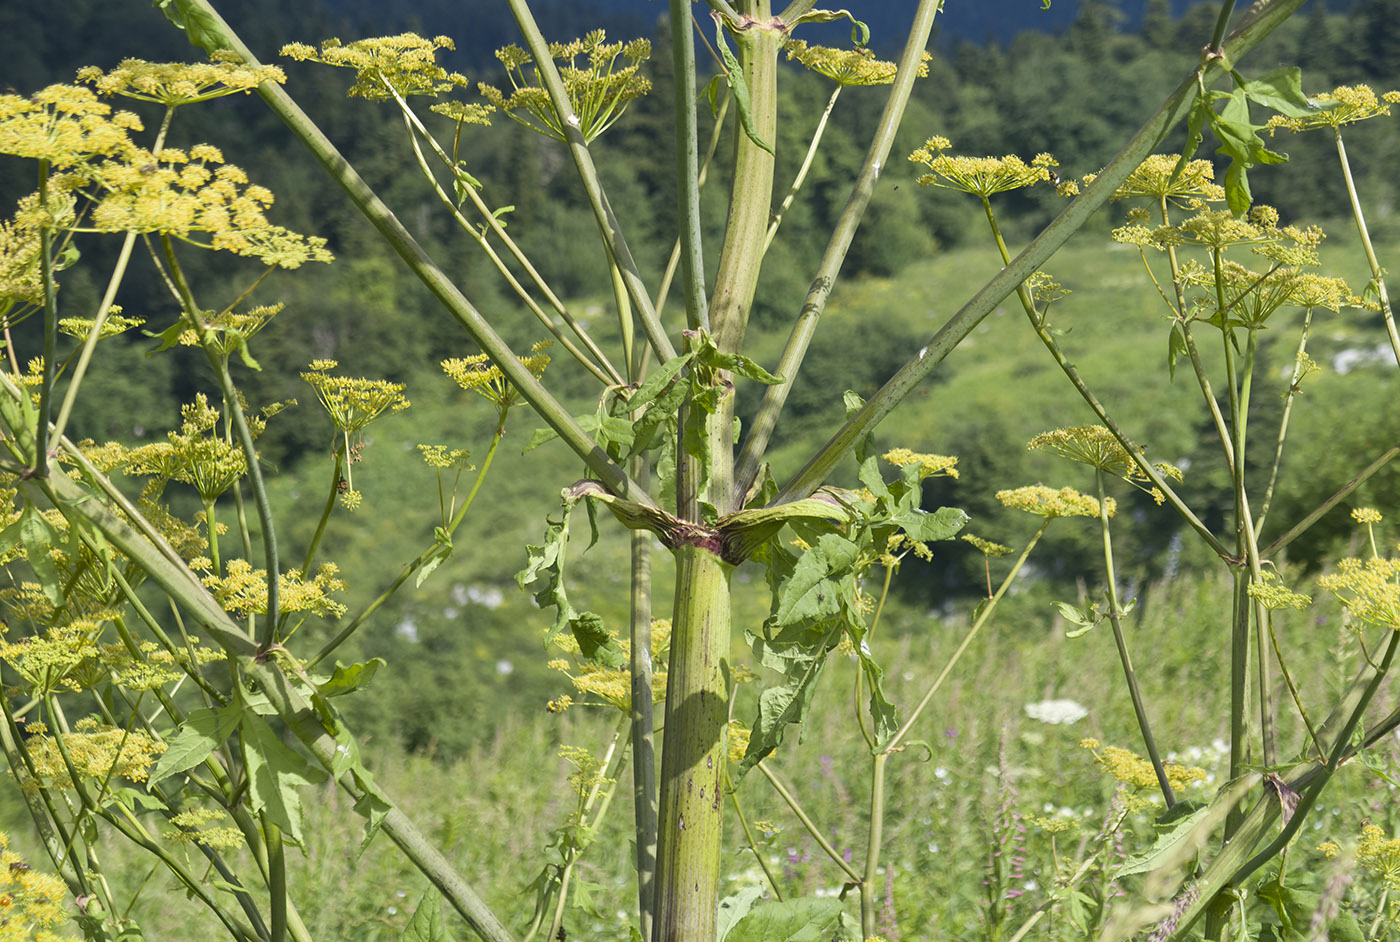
[86,144,332,268]
[20,716,167,792]
[909,136,1060,198]
[1100,153,1224,205]
[1028,425,1183,503]
[1318,556,1400,630]
[195,558,348,620]
[0,831,79,942]
[996,485,1110,519]
[545,618,670,713]
[301,361,411,434]
[1268,84,1400,134]
[282,34,468,101]
[1080,739,1206,793]
[163,808,244,851]
[478,31,651,142]
[1246,572,1312,612]
[783,40,929,87]
[442,340,551,412]
[882,447,958,479]
[78,54,285,106]
[0,84,141,168]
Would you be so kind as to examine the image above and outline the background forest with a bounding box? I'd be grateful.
[1,1,1399,939]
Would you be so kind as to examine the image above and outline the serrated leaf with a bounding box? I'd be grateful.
[352,768,391,857]
[1116,805,1210,877]
[240,713,327,844]
[615,351,694,415]
[1240,67,1315,117]
[774,535,856,627]
[713,19,774,155]
[149,703,243,786]
[1053,600,1093,628]
[725,897,859,942]
[889,506,968,543]
[315,659,384,698]
[695,344,782,385]
[403,891,459,942]
[718,887,766,941]
[740,621,842,774]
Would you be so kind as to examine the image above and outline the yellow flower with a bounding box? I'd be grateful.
[22,716,167,791]
[882,447,958,479]
[996,485,1112,519]
[962,534,1012,557]
[1352,507,1383,524]
[1103,154,1225,203]
[1083,740,1206,792]
[1357,824,1400,891]
[1268,85,1400,133]
[1318,556,1400,630]
[910,136,1060,198]
[301,362,410,434]
[0,84,141,168]
[784,40,929,87]
[78,54,285,106]
[442,341,551,409]
[478,31,651,142]
[1247,572,1311,612]
[0,831,81,941]
[282,34,468,101]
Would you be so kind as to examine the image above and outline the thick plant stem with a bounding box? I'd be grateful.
[653,545,731,942]
[736,0,941,494]
[708,0,779,360]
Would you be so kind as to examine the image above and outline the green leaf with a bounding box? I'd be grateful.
[152,0,232,53]
[1240,67,1315,118]
[718,887,766,941]
[1116,805,1210,877]
[695,343,783,385]
[713,19,774,155]
[774,534,857,627]
[148,703,243,786]
[790,9,871,47]
[615,351,694,415]
[240,713,328,844]
[725,897,859,941]
[1167,322,1189,381]
[741,620,842,774]
[889,505,968,543]
[18,502,64,605]
[402,891,460,942]
[314,659,384,698]
[351,768,391,857]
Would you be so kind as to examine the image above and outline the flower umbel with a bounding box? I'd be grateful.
[784,40,929,87]
[281,34,468,101]
[910,136,1060,198]
[478,31,651,142]
[78,54,285,107]
[442,340,551,412]
[997,485,1111,519]
[1268,85,1400,133]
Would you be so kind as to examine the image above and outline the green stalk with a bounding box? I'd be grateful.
[1262,442,1400,557]
[264,814,287,942]
[887,519,1048,753]
[35,158,56,476]
[735,0,940,494]
[671,0,710,333]
[1096,469,1175,808]
[653,545,732,942]
[860,752,887,938]
[773,0,1310,505]
[756,762,862,883]
[395,102,620,386]
[724,768,782,898]
[1333,128,1400,365]
[170,0,647,504]
[308,418,507,669]
[629,459,657,938]
[159,236,281,647]
[505,0,678,364]
[52,106,174,444]
[763,86,840,257]
[300,444,344,577]
[1255,309,1314,532]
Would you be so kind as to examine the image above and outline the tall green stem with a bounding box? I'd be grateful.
[1333,129,1400,366]
[1096,470,1175,807]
